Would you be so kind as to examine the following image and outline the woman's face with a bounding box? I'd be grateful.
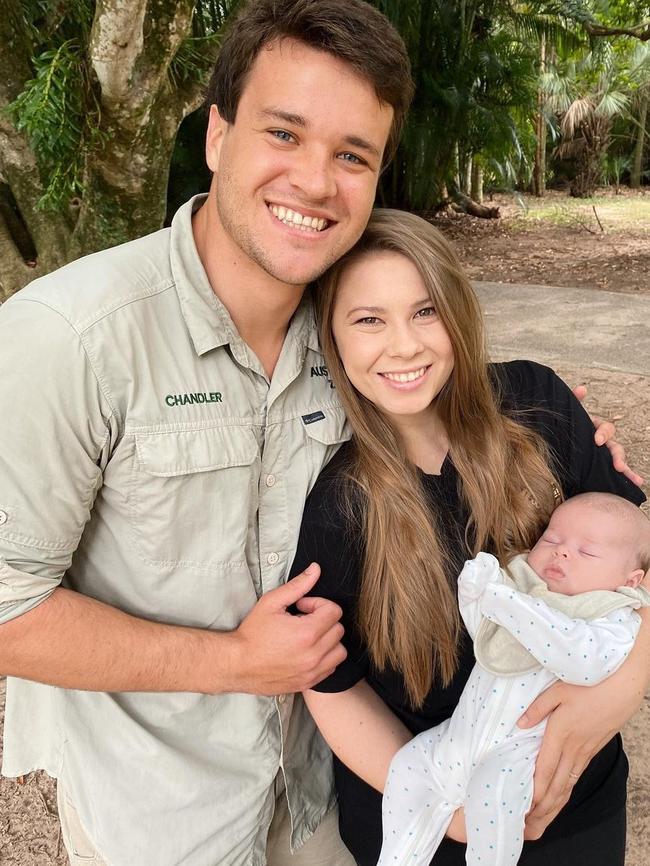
[331,250,455,426]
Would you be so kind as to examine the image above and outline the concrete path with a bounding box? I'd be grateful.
[473,281,650,376]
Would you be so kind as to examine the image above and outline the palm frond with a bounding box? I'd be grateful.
[561,95,593,135]
[628,42,650,83]
[595,90,630,117]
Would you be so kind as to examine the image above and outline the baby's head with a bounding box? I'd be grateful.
[527,493,650,596]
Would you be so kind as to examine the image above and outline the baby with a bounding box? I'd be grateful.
[379,492,650,866]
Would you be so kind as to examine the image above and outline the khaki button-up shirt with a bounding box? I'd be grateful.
[0,196,350,865]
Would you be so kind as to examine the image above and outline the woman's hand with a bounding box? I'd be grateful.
[518,609,650,839]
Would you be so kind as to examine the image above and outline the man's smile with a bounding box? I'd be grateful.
[267,203,331,232]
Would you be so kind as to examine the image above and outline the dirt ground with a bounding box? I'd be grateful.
[1,189,649,865]
[436,188,650,296]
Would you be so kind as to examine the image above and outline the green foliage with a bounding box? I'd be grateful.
[169,34,223,88]
[20,0,95,45]
[169,0,243,88]
[372,0,650,207]
[590,0,650,28]
[543,27,648,192]
[374,1,566,208]
[8,37,102,211]
[604,152,631,185]
[3,0,100,211]
[7,0,648,224]
[6,0,234,215]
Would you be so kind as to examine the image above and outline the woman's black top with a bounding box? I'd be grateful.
[289,361,646,866]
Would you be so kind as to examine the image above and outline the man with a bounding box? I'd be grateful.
[0,2,412,864]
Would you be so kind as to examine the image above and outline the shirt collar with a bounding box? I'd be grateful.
[170,194,320,358]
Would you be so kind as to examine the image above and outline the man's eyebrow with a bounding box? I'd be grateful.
[260,108,307,127]
[343,135,382,160]
[259,109,382,159]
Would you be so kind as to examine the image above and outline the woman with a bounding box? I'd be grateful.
[289,209,647,866]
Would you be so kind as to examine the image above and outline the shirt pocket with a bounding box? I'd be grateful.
[300,407,351,486]
[130,426,258,570]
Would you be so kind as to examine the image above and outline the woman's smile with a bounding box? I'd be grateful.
[378,364,432,389]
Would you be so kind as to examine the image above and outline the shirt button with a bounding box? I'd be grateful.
[278,694,287,704]
[0,510,7,525]
[265,474,276,487]
[267,552,279,566]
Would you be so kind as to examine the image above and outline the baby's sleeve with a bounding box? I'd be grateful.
[457,552,503,639]
[480,585,640,684]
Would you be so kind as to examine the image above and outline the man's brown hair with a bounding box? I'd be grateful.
[204,0,413,162]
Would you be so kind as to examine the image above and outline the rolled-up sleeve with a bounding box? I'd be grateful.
[0,295,115,622]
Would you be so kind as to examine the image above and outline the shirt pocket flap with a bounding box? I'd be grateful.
[135,427,258,477]
[301,408,351,446]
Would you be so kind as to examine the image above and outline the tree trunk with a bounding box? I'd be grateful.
[631,92,648,189]
[68,93,189,259]
[570,155,600,197]
[570,116,610,198]
[463,154,472,195]
[0,0,211,298]
[533,35,547,197]
[68,0,200,260]
[449,188,499,218]
[452,142,461,191]
[470,161,483,203]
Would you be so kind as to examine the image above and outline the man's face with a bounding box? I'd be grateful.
[205,38,394,288]
[527,500,642,595]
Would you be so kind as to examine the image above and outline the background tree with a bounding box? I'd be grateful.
[542,37,650,196]
[0,0,236,300]
[1,0,649,299]
[373,0,590,212]
[628,42,650,186]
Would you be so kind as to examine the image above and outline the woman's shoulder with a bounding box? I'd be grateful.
[490,358,560,395]
[491,360,645,506]
[489,359,572,412]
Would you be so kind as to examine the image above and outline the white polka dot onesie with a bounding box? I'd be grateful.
[379,552,647,866]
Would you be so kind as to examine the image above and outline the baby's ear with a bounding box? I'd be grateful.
[624,568,646,589]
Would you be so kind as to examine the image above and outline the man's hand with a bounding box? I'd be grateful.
[229,564,346,695]
[572,384,644,486]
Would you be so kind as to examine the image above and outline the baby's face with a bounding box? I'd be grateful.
[527,500,640,596]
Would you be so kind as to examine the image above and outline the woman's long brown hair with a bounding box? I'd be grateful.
[317,209,561,708]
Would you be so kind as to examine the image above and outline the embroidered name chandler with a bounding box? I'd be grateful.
[165,392,222,407]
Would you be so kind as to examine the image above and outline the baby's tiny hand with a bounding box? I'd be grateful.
[459,552,499,599]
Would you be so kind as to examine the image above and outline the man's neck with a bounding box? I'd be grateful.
[192,197,306,379]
